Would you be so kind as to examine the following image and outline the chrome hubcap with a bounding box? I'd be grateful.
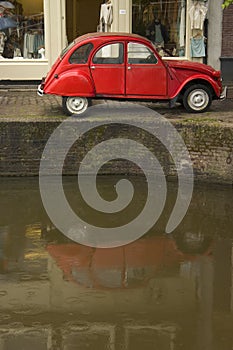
[188,89,209,111]
[67,97,88,114]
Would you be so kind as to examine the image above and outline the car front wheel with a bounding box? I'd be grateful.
[183,84,212,113]
[62,96,90,115]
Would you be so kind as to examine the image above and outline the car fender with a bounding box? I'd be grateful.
[44,70,95,97]
[170,75,221,99]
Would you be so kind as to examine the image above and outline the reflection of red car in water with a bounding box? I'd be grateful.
[46,235,212,290]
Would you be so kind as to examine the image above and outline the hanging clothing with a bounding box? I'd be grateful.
[178,1,186,48]
[0,31,6,53]
[155,24,164,44]
[99,2,113,32]
[189,1,207,30]
[23,32,44,58]
[190,37,205,57]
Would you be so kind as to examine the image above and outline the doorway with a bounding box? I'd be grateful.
[66,0,103,43]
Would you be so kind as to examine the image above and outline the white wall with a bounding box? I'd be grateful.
[44,0,67,68]
[112,0,132,33]
[207,0,223,70]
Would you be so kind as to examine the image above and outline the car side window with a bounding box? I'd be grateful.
[127,42,158,64]
[92,43,124,64]
[69,43,93,64]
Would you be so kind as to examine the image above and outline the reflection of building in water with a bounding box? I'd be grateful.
[0,322,177,350]
[60,324,115,350]
[0,225,233,348]
[0,327,51,350]
[0,178,233,349]
[213,238,233,314]
[0,229,202,349]
[0,223,48,277]
[124,324,176,350]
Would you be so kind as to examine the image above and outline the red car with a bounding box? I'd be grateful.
[38,32,226,115]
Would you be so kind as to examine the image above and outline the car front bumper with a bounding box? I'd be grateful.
[220,86,227,100]
[37,84,44,96]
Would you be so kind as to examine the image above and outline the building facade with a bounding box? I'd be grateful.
[0,0,228,81]
[220,4,233,81]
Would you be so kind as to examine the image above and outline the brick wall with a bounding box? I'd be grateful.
[222,4,233,57]
[0,120,233,184]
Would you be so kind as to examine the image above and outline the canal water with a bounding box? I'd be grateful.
[0,176,232,350]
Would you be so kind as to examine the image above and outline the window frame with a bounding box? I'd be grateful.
[68,43,94,64]
[92,42,124,65]
[127,42,158,65]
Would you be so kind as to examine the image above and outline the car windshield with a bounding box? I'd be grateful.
[150,41,175,57]
[60,41,76,58]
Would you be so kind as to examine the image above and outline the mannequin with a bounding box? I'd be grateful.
[146,17,169,46]
[38,46,45,59]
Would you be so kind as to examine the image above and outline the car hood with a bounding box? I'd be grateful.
[164,59,220,77]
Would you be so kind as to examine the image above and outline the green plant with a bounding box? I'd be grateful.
[222,0,233,9]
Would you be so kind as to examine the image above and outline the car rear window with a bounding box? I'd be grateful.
[69,43,94,64]
[60,41,76,59]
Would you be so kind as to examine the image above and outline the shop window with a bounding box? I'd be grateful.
[0,0,44,60]
[127,42,158,64]
[132,0,186,57]
[69,43,94,64]
[93,43,124,64]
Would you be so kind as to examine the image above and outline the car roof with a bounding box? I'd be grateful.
[74,32,151,44]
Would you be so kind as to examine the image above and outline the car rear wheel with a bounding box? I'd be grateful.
[183,84,212,113]
[62,96,90,115]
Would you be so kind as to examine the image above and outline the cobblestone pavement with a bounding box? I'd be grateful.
[0,90,63,119]
[0,89,233,124]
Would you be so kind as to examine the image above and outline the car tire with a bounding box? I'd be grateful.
[62,96,91,115]
[183,84,212,113]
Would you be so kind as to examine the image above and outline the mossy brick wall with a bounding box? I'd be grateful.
[176,122,233,183]
[0,120,233,184]
[222,4,233,57]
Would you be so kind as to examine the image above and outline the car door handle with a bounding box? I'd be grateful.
[127,66,132,70]
[90,66,96,70]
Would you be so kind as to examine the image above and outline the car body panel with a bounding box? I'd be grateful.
[44,67,95,97]
[90,63,125,95]
[126,63,167,96]
[165,60,222,98]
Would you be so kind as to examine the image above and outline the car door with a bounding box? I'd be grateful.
[126,42,167,96]
[90,42,125,95]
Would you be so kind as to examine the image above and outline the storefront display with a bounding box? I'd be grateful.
[0,0,218,81]
[132,0,187,57]
[0,0,44,60]
[188,0,208,60]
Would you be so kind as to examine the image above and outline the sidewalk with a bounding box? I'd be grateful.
[0,88,233,124]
